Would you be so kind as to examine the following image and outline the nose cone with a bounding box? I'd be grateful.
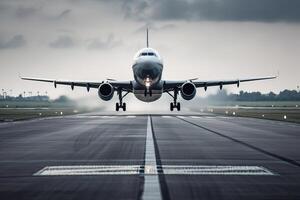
[133,60,163,86]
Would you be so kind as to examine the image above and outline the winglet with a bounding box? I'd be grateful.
[146,28,149,48]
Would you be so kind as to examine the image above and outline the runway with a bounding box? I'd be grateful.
[0,113,300,200]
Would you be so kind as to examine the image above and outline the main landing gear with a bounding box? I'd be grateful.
[116,89,129,111]
[167,88,181,111]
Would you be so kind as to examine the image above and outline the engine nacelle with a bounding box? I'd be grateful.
[98,83,114,101]
[180,82,196,100]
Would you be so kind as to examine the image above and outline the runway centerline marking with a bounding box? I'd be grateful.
[142,116,162,199]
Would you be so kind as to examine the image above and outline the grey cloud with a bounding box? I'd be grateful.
[56,9,72,19]
[0,2,71,21]
[49,36,75,48]
[120,0,300,22]
[0,35,26,49]
[134,22,176,33]
[87,34,122,50]
[15,6,39,18]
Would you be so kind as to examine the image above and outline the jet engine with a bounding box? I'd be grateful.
[98,83,114,101]
[180,82,196,100]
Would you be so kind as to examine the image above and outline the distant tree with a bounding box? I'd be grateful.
[208,89,300,101]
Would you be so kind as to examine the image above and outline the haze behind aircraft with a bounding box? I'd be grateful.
[22,29,276,111]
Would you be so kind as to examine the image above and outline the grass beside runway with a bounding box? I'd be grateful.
[0,107,88,122]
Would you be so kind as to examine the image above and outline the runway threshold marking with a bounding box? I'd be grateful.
[162,165,274,175]
[34,165,274,176]
[177,116,300,169]
[34,165,141,176]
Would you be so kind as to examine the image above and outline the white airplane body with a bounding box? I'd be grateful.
[22,29,276,111]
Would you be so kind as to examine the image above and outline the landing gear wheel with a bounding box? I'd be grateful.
[169,88,181,111]
[123,103,126,111]
[170,102,180,111]
[177,103,181,111]
[116,103,119,111]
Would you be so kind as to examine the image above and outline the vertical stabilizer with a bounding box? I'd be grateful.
[146,28,149,48]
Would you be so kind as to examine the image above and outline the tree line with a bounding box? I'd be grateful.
[206,89,300,101]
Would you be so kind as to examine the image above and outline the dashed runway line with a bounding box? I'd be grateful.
[176,116,186,119]
[125,116,136,118]
[190,116,201,119]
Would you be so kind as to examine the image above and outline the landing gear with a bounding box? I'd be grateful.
[116,102,126,111]
[116,88,129,111]
[167,88,181,111]
[170,102,180,111]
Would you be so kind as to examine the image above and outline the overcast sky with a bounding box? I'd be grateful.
[0,0,300,101]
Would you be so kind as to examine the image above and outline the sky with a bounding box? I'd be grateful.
[0,0,300,102]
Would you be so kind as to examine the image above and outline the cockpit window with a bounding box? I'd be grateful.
[139,52,157,57]
[148,52,156,56]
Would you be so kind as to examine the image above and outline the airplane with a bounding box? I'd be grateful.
[21,29,276,111]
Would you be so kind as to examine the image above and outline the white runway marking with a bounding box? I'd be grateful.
[101,116,116,119]
[162,165,275,175]
[34,165,140,176]
[204,116,215,119]
[125,116,136,118]
[177,116,186,119]
[142,116,162,200]
[191,116,201,119]
[34,165,275,176]
[161,116,172,118]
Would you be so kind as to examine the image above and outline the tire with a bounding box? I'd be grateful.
[116,103,119,111]
[170,103,174,111]
[177,103,181,111]
[123,103,126,111]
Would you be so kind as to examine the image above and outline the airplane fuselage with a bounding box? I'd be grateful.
[132,48,164,102]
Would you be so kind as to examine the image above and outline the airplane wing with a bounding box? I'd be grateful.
[21,77,133,92]
[163,76,276,91]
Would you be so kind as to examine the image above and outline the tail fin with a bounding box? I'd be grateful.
[146,28,149,48]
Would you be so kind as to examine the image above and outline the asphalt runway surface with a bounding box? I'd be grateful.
[0,112,300,200]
